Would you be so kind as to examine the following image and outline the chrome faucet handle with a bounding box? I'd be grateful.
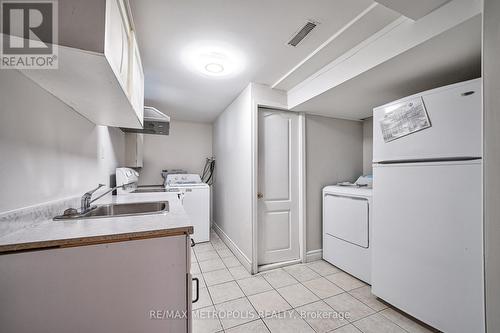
[81,184,105,213]
[85,184,105,196]
[87,181,137,206]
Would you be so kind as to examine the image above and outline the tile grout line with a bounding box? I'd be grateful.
[249,264,348,332]
[193,238,223,330]
[201,232,247,331]
[207,233,280,331]
[325,282,403,332]
[346,285,391,313]
[209,234,267,332]
[262,262,375,332]
[205,242,341,331]
[336,297,415,333]
[209,235,228,331]
[204,248,350,331]
[223,317,269,333]
[258,275,317,332]
[196,231,417,333]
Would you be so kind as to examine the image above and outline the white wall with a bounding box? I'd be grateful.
[483,0,500,330]
[305,115,363,252]
[363,117,373,174]
[0,70,124,213]
[212,83,287,271]
[212,82,364,265]
[139,120,213,185]
[212,85,254,265]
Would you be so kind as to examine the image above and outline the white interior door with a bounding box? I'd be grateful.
[258,109,300,266]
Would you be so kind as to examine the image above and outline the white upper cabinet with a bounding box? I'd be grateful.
[105,0,132,97]
[129,32,145,122]
[19,0,144,129]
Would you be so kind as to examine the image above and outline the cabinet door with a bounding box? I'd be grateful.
[187,237,193,333]
[104,0,131,92]
[0,237,189,333]
[130,32,144,124]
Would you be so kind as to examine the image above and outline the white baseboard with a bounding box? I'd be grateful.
[305,249,323,262]
[212,222,253,273]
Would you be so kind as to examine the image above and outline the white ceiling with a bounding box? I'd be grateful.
[130,0,401,122]
[130,0,480,124]
[292,15,481,119]
[374,0,452,20]
[273,4,400,90]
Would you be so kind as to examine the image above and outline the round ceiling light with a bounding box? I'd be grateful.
[182,41,245,78]
[205,63,224,74]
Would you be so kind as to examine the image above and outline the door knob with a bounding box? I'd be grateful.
[257,192,263,199]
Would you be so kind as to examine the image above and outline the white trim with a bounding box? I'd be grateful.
[212,222,253,273]
[258,259,302,273]
[305,249,323,263]
[254,107,306,269]
[251,84,290,274]
[299,113,307,263]
[251,86,259,275]
[271,3,379,89]
[296,110,364,122]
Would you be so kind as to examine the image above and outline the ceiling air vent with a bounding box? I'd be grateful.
[287,21,317,47]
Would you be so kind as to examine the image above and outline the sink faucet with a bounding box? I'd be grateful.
[81,184,105,214]
[80,182,137,214]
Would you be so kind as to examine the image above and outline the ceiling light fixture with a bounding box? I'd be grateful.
[205,63,224,73]
[182,41,245,78]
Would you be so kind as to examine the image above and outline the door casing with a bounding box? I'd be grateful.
[253,106,306,273]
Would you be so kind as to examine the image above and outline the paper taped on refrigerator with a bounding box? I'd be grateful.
[379,97,431,143]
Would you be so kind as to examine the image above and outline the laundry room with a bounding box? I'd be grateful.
[1,1,499,333]
[135,120,213,186]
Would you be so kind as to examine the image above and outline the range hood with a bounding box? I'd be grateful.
[120,106,170,135]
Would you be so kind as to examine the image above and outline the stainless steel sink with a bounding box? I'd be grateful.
[53,201,169,220]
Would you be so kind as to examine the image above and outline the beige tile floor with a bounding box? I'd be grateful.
[191,230,437,333]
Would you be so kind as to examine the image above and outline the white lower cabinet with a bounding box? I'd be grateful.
[0,235,193,333]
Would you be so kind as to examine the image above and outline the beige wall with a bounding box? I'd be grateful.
[483,0,500,330]
[305,115,363,252]
[0,70,124,213]
[362,117,373,174]
[139,120,213,185]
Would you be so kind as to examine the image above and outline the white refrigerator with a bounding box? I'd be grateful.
[371,79,484,333]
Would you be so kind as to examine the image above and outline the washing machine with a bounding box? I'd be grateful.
[322,184,372,283]
[165,174,210,243]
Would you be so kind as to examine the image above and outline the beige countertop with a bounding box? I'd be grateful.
[0,192,193,254]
